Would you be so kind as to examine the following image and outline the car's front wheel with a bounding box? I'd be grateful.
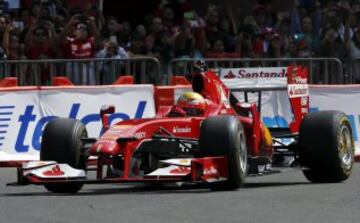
[40,118,87,193]
[199,115,247,190]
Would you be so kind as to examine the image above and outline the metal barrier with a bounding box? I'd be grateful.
[169,58,345,84]
[0,57,352,85]
[0,57,162,86]
[346,57,360,84]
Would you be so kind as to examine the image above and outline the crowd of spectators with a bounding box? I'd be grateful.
[1,0,360,83]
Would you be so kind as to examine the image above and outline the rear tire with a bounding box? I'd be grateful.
[299,111,354,183]
[199,115,247,190]
[40,118,87,193]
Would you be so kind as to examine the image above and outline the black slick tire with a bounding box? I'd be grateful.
[299,111,354,183]
[40,118,87,193]
[199,115,247,190]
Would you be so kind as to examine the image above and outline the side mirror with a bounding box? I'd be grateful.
[100,105,115,132]
[100,105,115,115]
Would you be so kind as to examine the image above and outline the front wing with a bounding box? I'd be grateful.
[8,157,228,186]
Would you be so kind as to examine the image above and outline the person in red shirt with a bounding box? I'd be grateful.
[206,39,240,59]
[60,15,100,85]
[24,22,57,85]
[25,23,56,59]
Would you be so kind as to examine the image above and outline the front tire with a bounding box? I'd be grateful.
[40,118,87,193]
[199,115,247,190]
[299,111,354,183]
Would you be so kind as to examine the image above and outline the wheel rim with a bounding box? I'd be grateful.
[238,131,247,173]
[338,125,354,171]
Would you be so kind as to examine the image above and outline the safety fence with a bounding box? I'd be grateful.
[0,57,162,86]
[0,57,358,85]
[346,57,360,84]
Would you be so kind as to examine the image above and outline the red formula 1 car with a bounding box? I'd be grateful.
[7,64,355,193]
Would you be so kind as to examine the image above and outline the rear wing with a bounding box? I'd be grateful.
[219,66,309,133]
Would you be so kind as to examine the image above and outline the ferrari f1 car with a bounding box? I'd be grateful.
[6,64,355,193]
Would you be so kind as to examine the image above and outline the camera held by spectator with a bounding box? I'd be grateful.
[97,41,128,59]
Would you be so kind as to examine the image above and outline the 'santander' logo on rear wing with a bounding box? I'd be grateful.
[223,68,287,79]
[219,66,308,92]
[219,67,289,90]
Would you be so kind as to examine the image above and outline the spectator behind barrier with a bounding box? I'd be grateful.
[24,20,57,85]
[346,26,360,83]
[173,23,195,58]
[60,14,100,85]
[96,40,129,84]
[206,39,240,58]
[267,33,286,58]
[4,0,360,85]
[145,16,174,83]
[2,20,26,60]
[102,16,122,45]
[300,16,319,55]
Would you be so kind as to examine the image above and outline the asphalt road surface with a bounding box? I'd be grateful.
[0,164,359,223]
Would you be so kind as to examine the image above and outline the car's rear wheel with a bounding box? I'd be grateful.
[299,111,354,183]
[40,118,87,193]
[199,115,247,190]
